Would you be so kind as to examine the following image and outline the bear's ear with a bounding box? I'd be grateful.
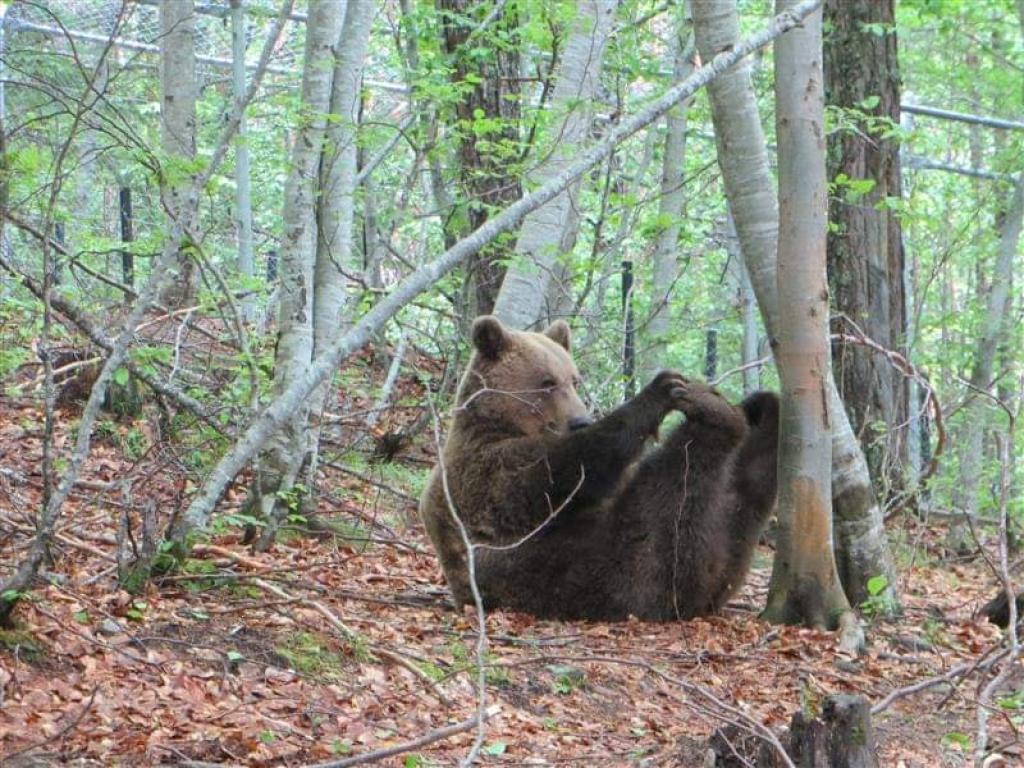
[543,320,571,352]
[471,315,509,360]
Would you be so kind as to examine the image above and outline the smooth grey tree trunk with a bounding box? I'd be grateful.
[253,0,346,546]
[230,0,255,321]
[762,0,854,640]
[692,0,898,612]
[283,0,375,534]
[157,0,199,308]
[644,12,694,381]
[492,0,618,330]
[947,177,1024,552]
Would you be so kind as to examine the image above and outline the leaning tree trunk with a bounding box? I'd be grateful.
[492,0,618,330]
[251,1,346,545]
[947,177,1024,553]
[438,0,523,318]
[156,0,199,308]
[691,0,898,613]
[644,10,693,381]
[761,0,856,645]
[824,0,908,495]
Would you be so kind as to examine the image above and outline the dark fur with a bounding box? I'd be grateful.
[419,316,779,620]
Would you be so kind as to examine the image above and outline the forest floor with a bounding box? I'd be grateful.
[0,367,1020,767]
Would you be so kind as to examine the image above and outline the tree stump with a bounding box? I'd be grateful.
[705,694,877,767]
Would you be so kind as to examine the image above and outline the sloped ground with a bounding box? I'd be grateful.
[0,389,1018,767]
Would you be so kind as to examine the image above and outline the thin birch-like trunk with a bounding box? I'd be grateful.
[268,0,375,543]
[172,1,826,541]
[492,0,617,330]
[761,0,854,640]
[948,178,1024,552]
[230,0,255,321]
[692,0,898,612]
[644,11,694,380]
[156,0,198,308]
[252,1,346,545]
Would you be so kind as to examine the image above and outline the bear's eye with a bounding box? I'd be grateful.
[540,377,558,390]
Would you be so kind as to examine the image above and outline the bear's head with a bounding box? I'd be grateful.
[455,315,590,437]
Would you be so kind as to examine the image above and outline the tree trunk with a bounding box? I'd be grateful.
[267,0,376,545]
[762,0,854,638]
[437,0,522,317]
[645,10,694,381]
[708,694,878,768]
[492,0,617,330]
[230,0,255,321]
[692,0,899,614]
[947,178,1024,552]
[725,213,762,394]
[156,0,198,308]
[824,0,907,494]
[251,1,346,546]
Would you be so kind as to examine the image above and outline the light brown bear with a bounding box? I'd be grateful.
[419,315,779,620]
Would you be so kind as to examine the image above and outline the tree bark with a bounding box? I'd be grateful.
[230,0,255,321]
[692,0,898,613]
[645,10,694,382]
[252,0,346,545]
[762,0,854,636]
[170,1,827,543]
[438,0,522,317]
[708,694,877,767]
[824,0,907,493]
[947,177,1024,552]
[270,0,376,544]
[492,0,617,330]
[156,0,199,308]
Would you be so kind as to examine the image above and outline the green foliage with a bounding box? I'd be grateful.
[275,631,351,681]
[860,574,897,618]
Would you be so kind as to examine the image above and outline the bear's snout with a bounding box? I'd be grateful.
[568,415,593,432]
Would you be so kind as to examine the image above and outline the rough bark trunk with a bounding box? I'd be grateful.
[692,0,898,614]
[438,0,522,317]
[156,0,199,308]
[251,1,346,545]
[762,0,854,638]
[824,0,907,493]
[492,0,617,330]
[947,178,1024,552]
[708,694,878,768]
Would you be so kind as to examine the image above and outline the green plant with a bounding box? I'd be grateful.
[859,574,897,618]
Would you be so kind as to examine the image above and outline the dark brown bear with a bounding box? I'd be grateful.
[419,315,779,621]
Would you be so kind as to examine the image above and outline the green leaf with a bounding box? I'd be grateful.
[73,610,90,624]
[113,367,130,387]
[482,741,507,756]
[866,575,888,596]
[942,731,969,749]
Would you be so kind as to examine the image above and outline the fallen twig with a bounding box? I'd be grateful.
[300,706,500,768]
